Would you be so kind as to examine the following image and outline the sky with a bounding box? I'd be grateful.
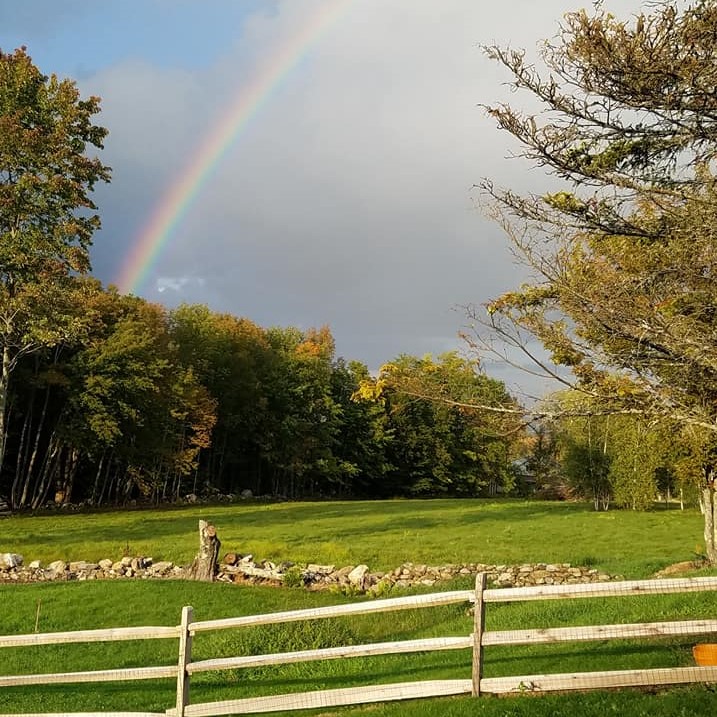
[0,0,646,398]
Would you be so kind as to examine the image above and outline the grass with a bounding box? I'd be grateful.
[0,498,706,577]
[1,578,717,716]
[0,498,716,715]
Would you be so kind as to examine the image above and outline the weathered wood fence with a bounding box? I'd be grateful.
[1,575,717,716]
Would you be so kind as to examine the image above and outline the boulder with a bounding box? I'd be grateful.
[47,560,67,576]
[348,564,369,588]
[149,561,174,575]
[0,553,22,569]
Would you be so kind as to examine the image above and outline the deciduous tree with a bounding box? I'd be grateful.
[473,1,717,561]
[0,48,110,471]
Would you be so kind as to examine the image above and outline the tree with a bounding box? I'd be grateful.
[355,353,521,497]
[520,420,565,499]
[169,304,270,493]
[0,47,110,472]
[330,359,393,497]
[472,1,717,561]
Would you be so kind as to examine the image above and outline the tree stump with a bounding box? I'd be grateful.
[188,520,221,581]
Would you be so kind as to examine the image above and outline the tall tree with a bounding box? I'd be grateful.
[472,1,717,561]
[169,304,270,493]
[0,48,110,472]
[356,353,521,497]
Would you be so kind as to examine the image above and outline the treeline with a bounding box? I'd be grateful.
[2,280,521,509]
[524,393,709,511]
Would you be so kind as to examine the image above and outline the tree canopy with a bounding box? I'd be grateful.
[0,47,110,470]
[473,0,717,560]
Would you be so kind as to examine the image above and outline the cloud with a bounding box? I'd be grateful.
[156,276,206,293]
[50,0,648,394]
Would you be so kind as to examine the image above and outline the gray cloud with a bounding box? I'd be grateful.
[16,0,649,396]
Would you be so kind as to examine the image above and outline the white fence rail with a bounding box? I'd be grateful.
[1,576,717,716]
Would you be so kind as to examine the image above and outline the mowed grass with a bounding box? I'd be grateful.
[1,577,717,716]
[1,499,716,716]
[0,498,707,577]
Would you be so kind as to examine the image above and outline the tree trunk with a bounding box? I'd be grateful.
[0,344,12,476]
[10,405,31,509]
[703,485,717,564]
[31,434,60,510]
[188,520,221,582]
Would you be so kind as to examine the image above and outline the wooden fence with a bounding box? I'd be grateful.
[2,575,717,716]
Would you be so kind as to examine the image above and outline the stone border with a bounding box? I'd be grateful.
[0,552,620,594]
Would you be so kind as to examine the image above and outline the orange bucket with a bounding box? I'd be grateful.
[693,644,717,666]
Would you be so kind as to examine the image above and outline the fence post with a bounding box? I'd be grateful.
[176,605,194,717]
[471,572,487,697]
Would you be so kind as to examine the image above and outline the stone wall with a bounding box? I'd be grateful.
[0,551,619,594]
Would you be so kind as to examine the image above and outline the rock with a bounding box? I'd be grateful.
[0,553,23,569]
[47,560,67,576]
[70,561,99,573]
[655,560,698,577]
[0,555,618,594]
[240,489,253,499]
[348,564,369,588]
[185,493,198,503]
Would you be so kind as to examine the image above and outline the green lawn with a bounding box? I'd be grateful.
[0,498,706,577]
[0,499,716,716]
[1,578,716,716]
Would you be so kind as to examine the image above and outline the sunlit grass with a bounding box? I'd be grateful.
[0,500,715,715]
[1,578,716,716]
[1,499,705,577]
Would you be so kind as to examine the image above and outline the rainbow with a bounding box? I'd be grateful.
[115,1,352,295]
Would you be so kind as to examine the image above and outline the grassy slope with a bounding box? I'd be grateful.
[0,499,715,716]
[0,498,706,577]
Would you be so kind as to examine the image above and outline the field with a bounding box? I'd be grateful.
[1,499,717,716]
[0,498,708,577]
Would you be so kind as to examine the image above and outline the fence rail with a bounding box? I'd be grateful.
[1,575,717,716]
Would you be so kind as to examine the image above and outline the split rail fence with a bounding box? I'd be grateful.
[1,575,717,716]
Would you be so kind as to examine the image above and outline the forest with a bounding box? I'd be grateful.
[0,285,521,508]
